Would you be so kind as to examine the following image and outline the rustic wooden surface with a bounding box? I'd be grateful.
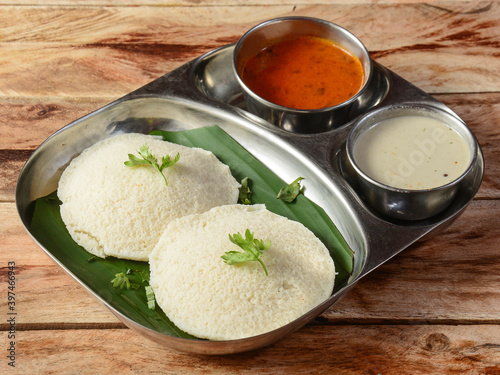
[1,1,499,374]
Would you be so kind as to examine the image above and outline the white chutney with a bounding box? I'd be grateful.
[354,115,471,190]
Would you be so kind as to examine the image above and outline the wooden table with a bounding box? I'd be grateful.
[1,1,499,373]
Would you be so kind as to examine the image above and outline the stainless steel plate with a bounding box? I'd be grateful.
[16,44,484,354]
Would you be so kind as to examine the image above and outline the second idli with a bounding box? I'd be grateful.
[149,204,336,340]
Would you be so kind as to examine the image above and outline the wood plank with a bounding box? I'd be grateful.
[0,0,485,7]
[0,0,348,5]
[2,199,499,325]
[365,2,500,93]
[5,264,119,326]
[440,93,500,200]
[0,201,125,324]
[5,325,500,374]
[0,98,111,150]
[0,3,499,98]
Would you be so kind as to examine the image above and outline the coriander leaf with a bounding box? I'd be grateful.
[221,229,271,276]
[111,273,131,289]
[111,271,141,290]
[124,154,150,167]
[161,153,180,170]
[129,282,141,290]
[137,270,150,284]
[221,250,254,264]
[145,285,156,310]
[124,144,180,186]
[138,144,157,164]
[277,177,304,202]
[238,177,252,205]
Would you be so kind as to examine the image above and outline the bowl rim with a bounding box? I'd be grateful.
[232,16,373,114]
[346,103,479,194]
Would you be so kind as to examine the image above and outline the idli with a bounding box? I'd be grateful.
[149,204,335,340]
[58,133,240,261]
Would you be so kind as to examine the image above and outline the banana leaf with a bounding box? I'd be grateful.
[30,125,353,339]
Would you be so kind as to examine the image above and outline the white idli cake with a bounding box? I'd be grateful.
[58,133,240,261]
[149,204,335,340]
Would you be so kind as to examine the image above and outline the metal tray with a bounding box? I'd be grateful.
[16,44,484,355]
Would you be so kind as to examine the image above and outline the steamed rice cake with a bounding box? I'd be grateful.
[149,204,336,340]
[58,133,240,261]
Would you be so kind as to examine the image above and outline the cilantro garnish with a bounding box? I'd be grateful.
[111,270,155,310]
[238,177,252,205]
[111,272,141,290]
[111,272,132,289]
[221,229,271,276]
[124,144,180,186]
[145,286,156,310]
[277,177,304,202]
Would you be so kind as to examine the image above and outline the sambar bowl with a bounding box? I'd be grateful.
[233,16,372,133]
[346,104,478,221]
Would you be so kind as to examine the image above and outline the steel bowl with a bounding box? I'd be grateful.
[233,16,372,133]
[346,104,478,221]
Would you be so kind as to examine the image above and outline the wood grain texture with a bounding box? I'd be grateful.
[1,0,499,372]
[0,98,111,150]
[0,0,486,6]
[0,2,499,98]
[4,325,500,374]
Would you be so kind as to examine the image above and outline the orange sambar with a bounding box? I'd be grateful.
[241,36,364,110]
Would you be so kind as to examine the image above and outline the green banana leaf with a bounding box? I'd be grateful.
[30,125,353,339]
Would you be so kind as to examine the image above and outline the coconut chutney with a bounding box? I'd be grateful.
[354,115,471,190]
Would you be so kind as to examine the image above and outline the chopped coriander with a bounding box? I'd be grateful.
[137,270,150,284]
[145,285,156,310]
[111,272,141,290]
[111,270,153,309]
[277,177,304,202]
[129,283,141,291]
[124,144,180,186]
[238,177,252,205]
[111,272,131,289]
[221,229,271,276]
